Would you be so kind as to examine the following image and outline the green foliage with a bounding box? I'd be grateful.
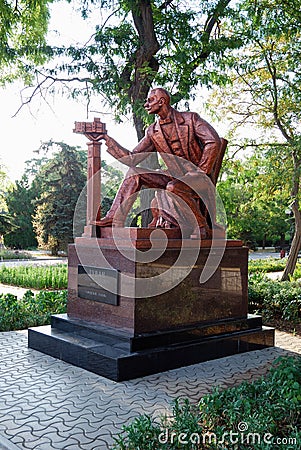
[293,265,301,281]
[113,356,301,449]
[33,142,86,254]
[0,249,32,260]
[0,162,9,207]
[101,160,123,216]
[0,264,67,289]
[218,153,290,245]
[211,0,301,276]
[2,0,242,138]
[0,0,51,83]
[4,175,37,249]
[113,399,203,450]
[248,258,288,274]
[199,356,301,448]
[0,211,15,235]
[248,273,301,322]
[2,142,122,250]
[0,162,14,235]
[113,415,162,450]
[0,290,67,331]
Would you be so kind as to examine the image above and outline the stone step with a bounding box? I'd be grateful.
[28,322,275,381]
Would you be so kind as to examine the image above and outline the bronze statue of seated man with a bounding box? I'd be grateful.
[98,87,226,239]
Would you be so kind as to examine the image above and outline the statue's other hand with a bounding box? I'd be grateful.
[102,134,112,145]
[181,169,206,183]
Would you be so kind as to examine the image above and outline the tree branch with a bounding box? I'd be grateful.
[193,0,232,64]
[259,43,294,143]
[12,73,93,117]
[172,0,232,103]
[159,0,174,11]
[129,0,160,139]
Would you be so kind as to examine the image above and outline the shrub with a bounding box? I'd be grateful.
[0,249,32,260]
[248,258,288,274]
[0,290,67,331]
[248,273,301,322]
[248,257,301,283]
[113,399,202,450]
[0,264,67,289]
[292,265,301,281]
[198,356,301,448]
[113,356,301,449]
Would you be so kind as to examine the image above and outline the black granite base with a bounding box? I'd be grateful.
[28,314,274,381]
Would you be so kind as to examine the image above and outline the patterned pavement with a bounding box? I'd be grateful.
[0,329,300,450]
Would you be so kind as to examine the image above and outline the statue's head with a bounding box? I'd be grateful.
[144,87,171,116]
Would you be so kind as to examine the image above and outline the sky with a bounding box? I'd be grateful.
[0,2,137,182]
[0,82,137,181]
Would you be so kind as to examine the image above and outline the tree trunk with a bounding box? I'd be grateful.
[127,0,161,227]
[133,108,160,227]
[281,202,301,281]
[281,146,301,280]
[51,244,59,256]
[262,233,266,250]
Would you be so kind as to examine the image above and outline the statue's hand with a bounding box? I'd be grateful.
[102,134,111,144]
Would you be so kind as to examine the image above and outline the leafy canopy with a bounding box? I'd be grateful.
[0,0,51,83]
[1,0,241,131]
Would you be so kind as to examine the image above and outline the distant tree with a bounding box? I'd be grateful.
[0,212,14,237]
[218,152,290,247]
[0,162,9,207]
[209,0,301,277]
[4,176,37,249]
[101,160,123,217]
[33,142,86,255]
[0,162,14,239]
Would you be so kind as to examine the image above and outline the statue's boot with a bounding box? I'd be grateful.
[98,171,141,227]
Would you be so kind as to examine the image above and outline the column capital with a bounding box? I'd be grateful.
[73,118,107,142]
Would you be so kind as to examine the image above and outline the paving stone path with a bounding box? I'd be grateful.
[0,330,300,450]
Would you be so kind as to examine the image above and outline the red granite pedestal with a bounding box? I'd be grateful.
[28,229,274,381]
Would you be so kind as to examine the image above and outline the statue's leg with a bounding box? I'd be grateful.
[166,179,211,238]
[98,168,170,227]
[166,180,206,225]
[148,197,160,228]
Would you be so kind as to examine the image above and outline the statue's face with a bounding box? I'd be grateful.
[144,91,163,115]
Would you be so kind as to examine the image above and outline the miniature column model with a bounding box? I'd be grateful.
[73,118,107,237]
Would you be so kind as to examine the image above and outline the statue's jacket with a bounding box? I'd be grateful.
[106,108,221,179]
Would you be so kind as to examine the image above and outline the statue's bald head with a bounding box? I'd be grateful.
[150,88,171,106]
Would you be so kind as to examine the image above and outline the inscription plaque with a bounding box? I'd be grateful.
[78,265,119,305]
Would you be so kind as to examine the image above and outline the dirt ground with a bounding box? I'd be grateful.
[266,319,301,336]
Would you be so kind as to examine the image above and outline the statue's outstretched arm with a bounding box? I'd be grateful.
[104,134,154,167]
